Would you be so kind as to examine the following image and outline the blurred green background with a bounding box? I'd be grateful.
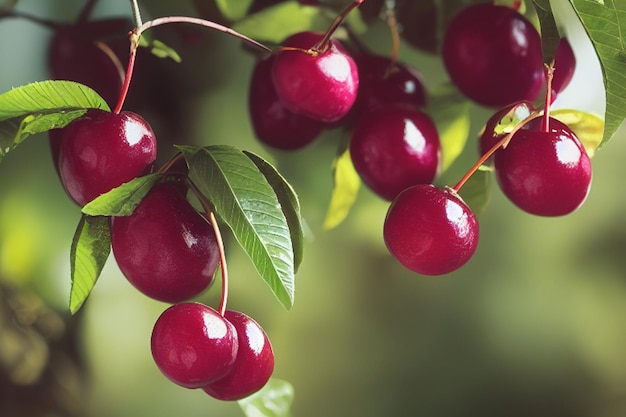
[1,1,626,417]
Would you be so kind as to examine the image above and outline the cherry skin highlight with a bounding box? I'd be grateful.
[271,31,359,123]
[58,109,158,206]
[203,310,275,401]
[350,104,441,201]
[383,184,479,275]
[111,182,220,303]
[151,302,238,389]
[494,117,592,216]
[248,55,324,150]
[442,3,544,107]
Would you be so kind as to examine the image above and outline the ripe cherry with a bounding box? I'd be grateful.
[111,182,220,303]
[383,184,479,275]
[350,104,441,201]
[203,310,274,401]
[551,37,576,101]
[479,101,535,163]
[271,31,359,123]
[442,3,544,107]
[151,302,238,389]
[248,55,324,150]
[494,117,592,216]
[57,109,158,206]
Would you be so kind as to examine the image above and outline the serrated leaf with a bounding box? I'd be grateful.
[457,166,492,217]
[81,173,161,217]
[243,151,304,272]
[238,378,295,417]
[0,80,109,163]
[179,145,296,309]
[569,0,626,145]
[69,215,111,314]
[552,108,604,157]
[426,84,471,173]
[215,0,254,21]
[323,147,360,230]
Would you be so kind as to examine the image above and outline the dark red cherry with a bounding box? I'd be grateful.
[479,101,535,163]
[271,31,359,123]
[494,117,592,216]
[57,109,157,206]
[551,37,576,101]
[203,310,274,401]
[248,55,324,150]
[383,184,479,275]
[151,302,238,389]
[350,105,441,201]
[442,4,544,107]
[353,53,427,117]
[111,182,220,303]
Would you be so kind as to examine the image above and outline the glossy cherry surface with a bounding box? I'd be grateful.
[494,117,592,216]
[203,310,274,401]
[383,184,479,275]
[350,105,441,201]
[151,302,238,389]
[442,4,544,107]
[271,31,359,123]
[479,101,535,163]
[111,182,220,303]
[248,55,324,150]
[57,109,157,206]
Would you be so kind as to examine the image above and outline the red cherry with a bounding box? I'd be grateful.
[383,184,479,275]
[551,37,576,101]
[494,118,592,216]
[350,105,441,201]
[479,101,535,163]
[271,31,359,123]
[442,4,544,107]
[203,310,274,401]
[57,109,158,206]
[151,302,238,389]
[248,55,324,150]
[111,182,220,303]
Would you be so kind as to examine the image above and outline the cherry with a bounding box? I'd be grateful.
[271,31,359,123]
[151,302,238,389]
[203,310,274,401]
[383,184,479,275]
[494,117,592,216]
[479,101,535,163]
[111,182,220,303]
[551,37,576,101]
[442,3,544,107]
[352,53,427,117]
[57,109,158,206]
[248,55,324,150]
[350,104,441,201]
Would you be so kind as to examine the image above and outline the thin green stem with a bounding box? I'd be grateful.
[129,0,143,29]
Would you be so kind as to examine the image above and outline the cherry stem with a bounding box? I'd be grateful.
[383,0,401,73]
[156,152,185,175]
[452,111,544,193]
[129,0,143,28]
[313,0,365,52]
[112,32,139,114]
[511,0,522,11]
[543,63,555,133]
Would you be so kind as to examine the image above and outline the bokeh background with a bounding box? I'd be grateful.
[1,1,626,417]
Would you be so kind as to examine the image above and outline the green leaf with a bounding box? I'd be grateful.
[552,108,604,157]
[243,151,305,272]
[179,145,296,310]
[323,147,360,230]
[0,80,109,163]
[151,39,182,63]
[238,378,295,417]
[457,166,492,217]
[215,0,254,21]
[426,84,471,173]
[81,173,161,217]
[69,215,111,314]
[568,0,626,144]
[532,0,563,63]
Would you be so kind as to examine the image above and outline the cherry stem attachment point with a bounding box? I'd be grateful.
[112,32,139,114]
[383,0,401,74]
[543,63,555,133]
[313,0,365,52]
[452,111,544,193]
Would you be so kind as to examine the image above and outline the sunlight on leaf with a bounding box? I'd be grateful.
[81,173,161,217]
[323,147,360,230]
[69,215,111,314]
[552,108,604,157]
[238,378,295,417]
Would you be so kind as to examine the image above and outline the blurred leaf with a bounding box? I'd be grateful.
[69,215,111,315]
[426,84,471,172]
[323,147,360,230]
[179,145,296,310]
[150,39,182,63]
[215,0,254,20]
[244,151,305,272]
[457,166,492,217]
[238,378,295,417]
[568,0,626,145]
[552,108,604,157]
[81,173,161,217]
[532,0,562,63]
[0,80,109,163]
